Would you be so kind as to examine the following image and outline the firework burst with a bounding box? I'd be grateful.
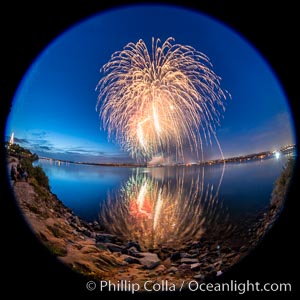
[96,37,228,161]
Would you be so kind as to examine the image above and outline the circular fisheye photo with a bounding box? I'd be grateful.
[5,4,296,293]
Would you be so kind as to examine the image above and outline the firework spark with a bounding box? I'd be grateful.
[96,37,228,161]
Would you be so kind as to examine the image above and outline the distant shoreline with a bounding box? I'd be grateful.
[35,144,296,168]
[37,156,147,168]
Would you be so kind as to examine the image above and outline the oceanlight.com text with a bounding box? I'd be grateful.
[86,279,292,294]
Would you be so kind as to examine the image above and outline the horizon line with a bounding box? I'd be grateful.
[34,144,296,167]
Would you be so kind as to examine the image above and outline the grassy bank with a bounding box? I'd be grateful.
[271,157,295,209]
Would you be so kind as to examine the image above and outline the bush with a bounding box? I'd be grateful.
[20,158,35,176]
[30,178,51,202]
[18,158,50,190]
[32,166,50,190]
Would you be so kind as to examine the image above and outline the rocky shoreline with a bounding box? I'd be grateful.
[9,156,288,291]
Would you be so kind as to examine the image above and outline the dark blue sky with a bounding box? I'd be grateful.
[5,4,295,163]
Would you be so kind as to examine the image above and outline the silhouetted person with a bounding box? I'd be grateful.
[10,164,18,184]
[22,169,29,182]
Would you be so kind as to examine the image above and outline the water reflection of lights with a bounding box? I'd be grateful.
[99,165,227,250]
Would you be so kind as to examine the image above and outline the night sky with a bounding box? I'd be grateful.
[5,4,295,163]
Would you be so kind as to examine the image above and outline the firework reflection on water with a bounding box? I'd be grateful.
[99,165,228,250]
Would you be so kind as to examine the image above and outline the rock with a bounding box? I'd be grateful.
[167,266,178,274]
[190,263,201,271]
[162,257,172,267]
[193,274,205,280]
[96,243,108,250]
[139,252,160,269]
[82,229,92,237]
[199,237,207,243]
[225,252,237,259]
[209,251,220,259]
[178,263,193,276]
[92,221,102,231]
[240,246,248,252]
[180,252,198,258]
[127,246,144,258]
[206,270,217,278]
[221,247,232,254]
[170,252,181,261]
[191,241,200,248]
[209,243,220,251]
[77,226,86,233]
[96,233,117,243]
[147,248,156,253]
[161,247,172,254]
[203,265,214,272]
[155,265,166,273]
[231,245,242,251]
[39,231,48,242]
[124,256,141,264]
[188,249,200,255]
[118,269,126,273]
[105,243,124,253]
[198,253,207,260]
[180,258,199,264]
[156,251,169,261]
[178,263,190,270]
[125,241,141,252]
[74,216,81,227]
[213,260,222,268]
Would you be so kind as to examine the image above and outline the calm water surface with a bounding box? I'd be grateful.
[34,156,288,223]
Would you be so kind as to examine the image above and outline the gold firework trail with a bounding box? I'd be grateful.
[96,37,229,161]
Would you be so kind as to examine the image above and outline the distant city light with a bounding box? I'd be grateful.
[274,151,280,159]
